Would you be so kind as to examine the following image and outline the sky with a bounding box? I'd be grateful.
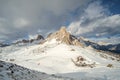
[0,0,120,44]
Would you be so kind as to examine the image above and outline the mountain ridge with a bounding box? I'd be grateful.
[13,34,44,44]
[79,37,120,54]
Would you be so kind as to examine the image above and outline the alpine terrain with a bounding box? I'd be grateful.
[0,27,120,80]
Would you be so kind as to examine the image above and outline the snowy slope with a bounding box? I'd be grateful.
[0,27,120,80]
[0,60,72,80]
[0,38,120,80]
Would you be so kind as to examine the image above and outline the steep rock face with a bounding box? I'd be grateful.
[36,35,44,40]
[47,26,83,46]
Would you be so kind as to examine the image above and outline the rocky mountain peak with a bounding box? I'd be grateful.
[46,26,83,46]
[59,26,68,35]
[56,26,70,41]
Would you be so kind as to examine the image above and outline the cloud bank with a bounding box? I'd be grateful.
[0,0,120,44]
[0,0,92,43]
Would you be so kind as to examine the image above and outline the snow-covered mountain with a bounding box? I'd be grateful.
[13,34,44,44]
[79,37,120,54]
[0,27,120,80]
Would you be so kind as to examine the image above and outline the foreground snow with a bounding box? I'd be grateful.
[0,39,120,80]
[0,60,71,80]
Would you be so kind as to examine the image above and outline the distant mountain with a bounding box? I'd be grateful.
[0,35,44,48]
[98,44,120,53]
[0,43,9,47]
[79,37,120,54]
[13,34,44,44]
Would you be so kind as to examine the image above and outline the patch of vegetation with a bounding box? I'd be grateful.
[71,49,75,51]
[110,57,115,60]
[10,59,15,61]
[100,54,108,59]
[97,50,102,52]
[107,64,113,68]
[0,64,3,67]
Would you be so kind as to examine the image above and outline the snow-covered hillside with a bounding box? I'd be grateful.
[0,27,120,80]
[0,60,72,80]
[1,38,120,80]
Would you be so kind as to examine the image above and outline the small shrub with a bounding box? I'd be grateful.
[97,50,101,52]
[117,59,120,61]
[71,49,75,51]
[28,71,30,74]
[76,56,85,62]
[100,54,108,59]
[110,57,115,60]
[80,57,85,61]
[11,70,14,74]
[107,64,113,68]
[10,59,15,61]
[41,50,44,53]
[0,64,3,67]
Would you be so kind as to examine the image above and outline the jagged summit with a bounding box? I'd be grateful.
[46,26,83,46]
[59,26,68,35]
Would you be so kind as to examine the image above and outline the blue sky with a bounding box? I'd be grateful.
[102,0,120,14]
[0,0,120,44]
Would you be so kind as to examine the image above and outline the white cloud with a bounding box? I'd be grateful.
[0,0,92,43]
[1,0,119,43]
[68,1,120,38]
[14,18,29,28]
[84,1,108,19]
